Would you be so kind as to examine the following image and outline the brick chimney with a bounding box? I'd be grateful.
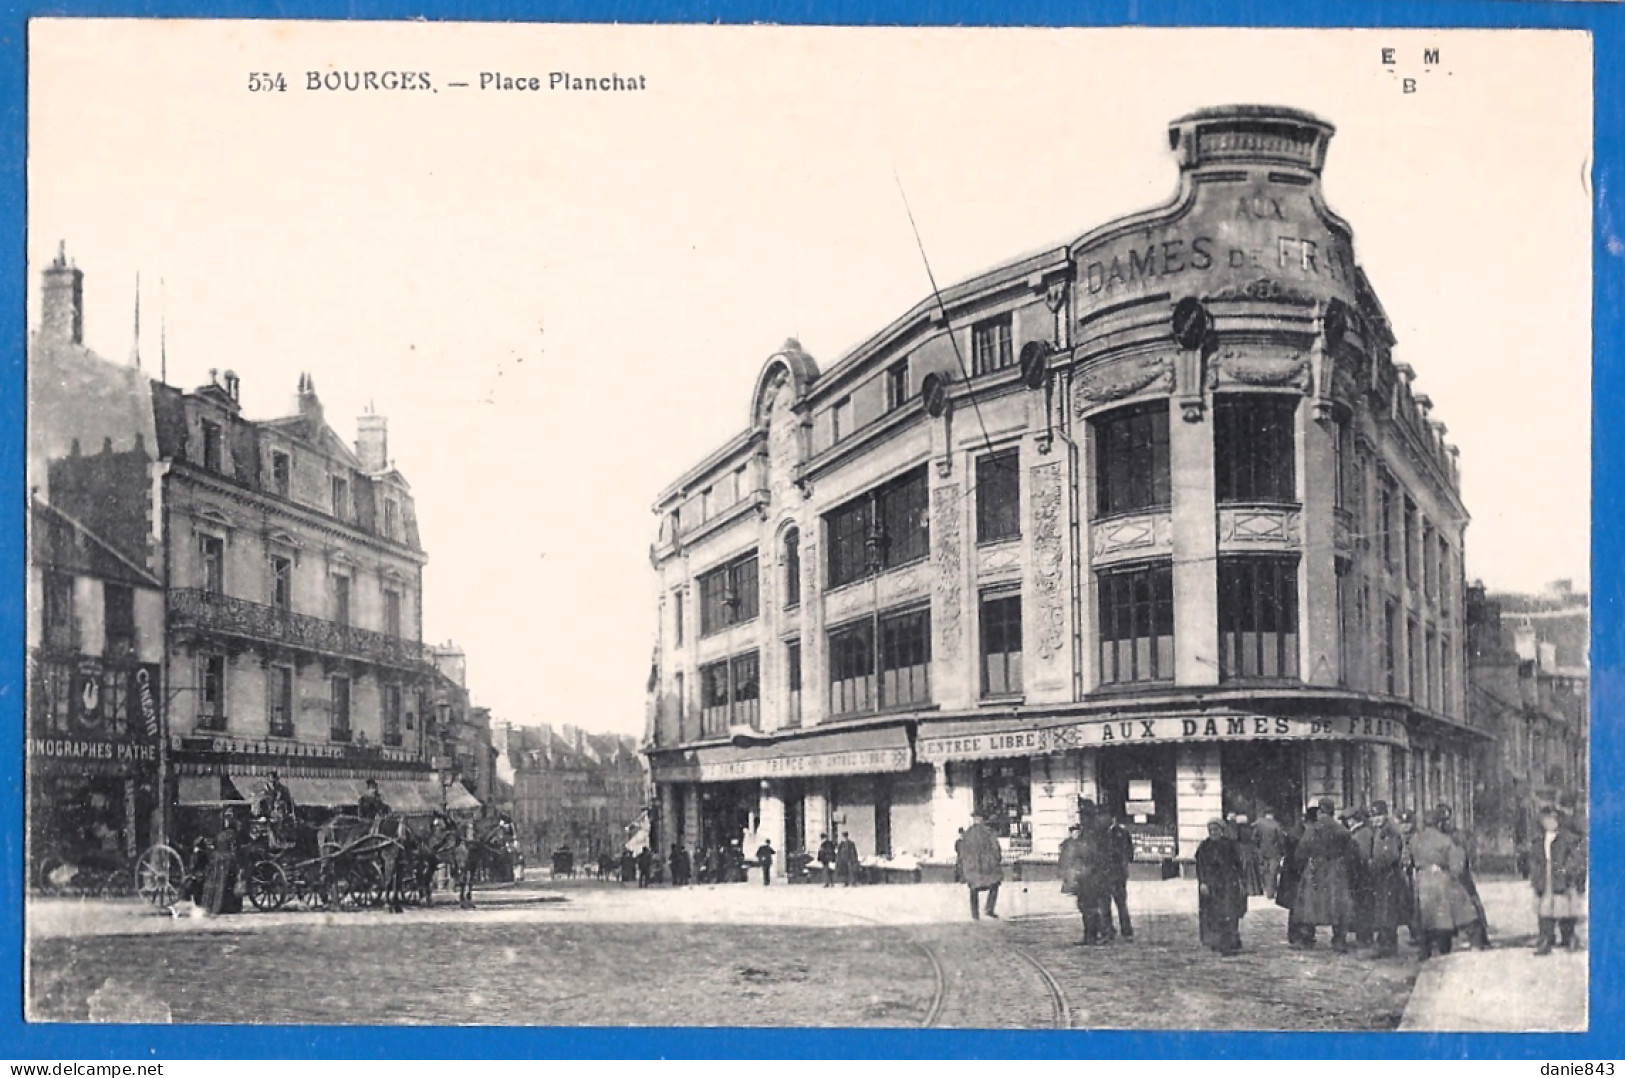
[296,372,324,435]
[40,241,84,344]
[356,407,389,472]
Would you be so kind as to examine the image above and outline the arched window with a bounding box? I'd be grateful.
[783,528,801,608]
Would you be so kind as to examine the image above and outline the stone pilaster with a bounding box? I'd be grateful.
[1175,743,1223,858]
[1169,400,1219,685]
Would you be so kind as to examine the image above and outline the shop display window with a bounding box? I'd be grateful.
[973,759,1032,849]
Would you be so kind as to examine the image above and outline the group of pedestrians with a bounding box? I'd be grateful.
[1055,801,1135,943]
[815,832,863,887]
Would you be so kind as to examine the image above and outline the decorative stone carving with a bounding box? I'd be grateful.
[824,578,865,624]
[977,541,1022,577]
[1072,355,1174,414]
[765,373,800,508]
[1217,506,1302,546]
[1091,511,1174,564]
[1207,278,1317,306]
[932,484,963,663]
[877,564,928,607]
[1029,464,1067,662]
[1208,349,1311,392]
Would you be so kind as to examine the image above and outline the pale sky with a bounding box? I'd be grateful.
[28,23,1592,738]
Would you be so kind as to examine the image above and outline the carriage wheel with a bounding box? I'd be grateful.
[340,860,384,909]
[134,845,186,907]
[247,860,292,911]
[295,872,329,910]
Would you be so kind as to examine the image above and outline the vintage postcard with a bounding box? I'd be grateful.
[23,21,1591,1035]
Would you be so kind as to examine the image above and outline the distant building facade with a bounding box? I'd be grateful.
[506,724,647,860]
[643,105,1485,877]
[1467,580,1588,867]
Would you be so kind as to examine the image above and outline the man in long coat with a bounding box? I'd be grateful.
[1069,801,1116,944]
[1290,797,1356,952]
[835,832,860,887]
[956,812,1003,920]
[1352,800,1408,957]
[1406,808,1480,959]
[1437,805,1490,947]
[817,833,838,887]
[1103,814,1135,940]
[636,845,653,888]
[1255,812,1285,900]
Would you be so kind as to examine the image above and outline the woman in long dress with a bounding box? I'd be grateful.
[1195,818,1247,955]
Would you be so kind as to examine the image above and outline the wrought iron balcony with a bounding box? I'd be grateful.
[168,588,434,672]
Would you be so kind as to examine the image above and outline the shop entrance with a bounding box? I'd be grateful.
[1221,742,1304,828]
[1096,745,1178,859]
[698,781,759,855]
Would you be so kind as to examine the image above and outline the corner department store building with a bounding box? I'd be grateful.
[643,106,1482,876]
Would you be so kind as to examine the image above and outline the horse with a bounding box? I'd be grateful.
[427,812,515,908]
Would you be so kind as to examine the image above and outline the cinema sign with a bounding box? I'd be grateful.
[916,713,1409,763]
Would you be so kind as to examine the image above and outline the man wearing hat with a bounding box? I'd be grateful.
[956,810,1003,920]
[1436,804,1490,948]
[1288,797,1357,952]
[1353,801,1408,957]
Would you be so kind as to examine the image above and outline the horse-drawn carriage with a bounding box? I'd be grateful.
[134,796,519,914]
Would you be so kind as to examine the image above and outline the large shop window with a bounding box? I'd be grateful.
[1093,401,1170,517]
[825,467,929,589]
[1214,394,1298,504]
[980,591,1023,697]
[828,607,932,716]
[973,759,1032,850]
[1097,561,1174,685]
[35,660,72,734]
[1217,556,1300,681]
[976,450,1021,543]
[700,651,760,736]
[971,314,1014,376]
[699,551,760,636]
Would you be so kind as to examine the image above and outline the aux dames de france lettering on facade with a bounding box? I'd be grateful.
[916,714,1409,764]
[1079,196,1356,304]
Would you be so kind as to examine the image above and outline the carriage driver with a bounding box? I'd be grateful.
[358,779,392,820]
[257,770,298,848]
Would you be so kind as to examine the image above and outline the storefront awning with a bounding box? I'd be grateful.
[650,723,913,783]
[282,776,368,808]
[377,780,443,814]
[443,785,483,812]
[177,774,248,805]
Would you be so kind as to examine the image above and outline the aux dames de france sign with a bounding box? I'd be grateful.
[916,714,1409,763]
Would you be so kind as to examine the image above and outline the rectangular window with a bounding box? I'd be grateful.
[733,464,749,506]
[1380,475,1397,569]
[971,314,1014,376]
[698,552,760,636]
[1440,634,1454,715]
[1438,540,1452,615]
[980,592,1023,697]
[700,487,713,522]
[674,671,686,737]
[201,420,223,472]
[38,660,72,733]
[43,572,77,651]
[1214,395,1298,504]
[730,651,760,731]
[885,358,910,412]
[786,640,802,728]
[270,556,292,612]
[879,608,931,707]
[825,467,929,588]
[1422,522,1436,599]
[1408,617,1421,703]
[828,619,876,716]
[1384,601,1398,695]
[382,684,403,746]
[330,676,352,741]
[1426,628,1439,712]
[700,660,731,737]
[1097,561,1175,684]
[268,666,294,737]
[783,531,801,609]
[1403,499,1417,585]
[100,667,130,737]
[103,583,135,657]
[1093,402,1171,517]
[975,449,1021,544]
[333,574,351,628]
[331,475,349,519]
[1335,562,1351,688]
[1332,418,1348,509]
[385,590,402,638]
[384,499,399,540]
[832,397,852,443]
[199,654,226,730]
[272,451,291,497]
[673,590,686,646]
[1217,556,1300,681]
[200,535,224,595]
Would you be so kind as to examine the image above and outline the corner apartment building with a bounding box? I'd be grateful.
[644,105,1482,875]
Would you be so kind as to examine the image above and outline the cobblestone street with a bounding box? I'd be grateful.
[27,878,1452,1029]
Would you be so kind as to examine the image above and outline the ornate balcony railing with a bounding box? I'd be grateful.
[169,588,433,671]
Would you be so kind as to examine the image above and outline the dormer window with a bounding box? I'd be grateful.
[272,451,290,497]
[201,420,223,472]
